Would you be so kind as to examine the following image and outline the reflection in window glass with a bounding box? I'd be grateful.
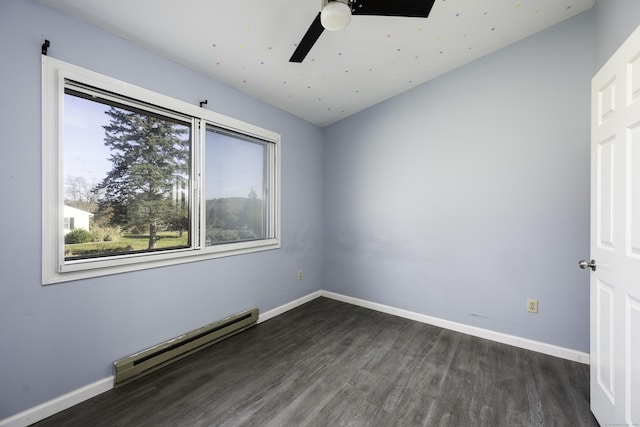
[205,126,268,245]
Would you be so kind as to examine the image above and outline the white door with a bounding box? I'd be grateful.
[588,24,640,426]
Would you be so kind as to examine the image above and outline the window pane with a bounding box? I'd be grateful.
[205,126,268,246]
[63,90,191,260]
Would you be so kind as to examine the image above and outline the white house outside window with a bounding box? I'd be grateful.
[63,205,92,234]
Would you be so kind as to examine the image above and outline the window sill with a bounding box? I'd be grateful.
[43,240,280,285]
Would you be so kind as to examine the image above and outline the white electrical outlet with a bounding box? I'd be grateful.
[527,299,538,313]
[298,270,303,280]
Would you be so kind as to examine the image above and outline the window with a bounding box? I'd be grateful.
[64,217,74,231]
[42,56,280,284]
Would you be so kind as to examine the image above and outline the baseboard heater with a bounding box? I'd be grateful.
[114,307,259,387]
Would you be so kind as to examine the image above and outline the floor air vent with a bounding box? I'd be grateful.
[114,307,259,386]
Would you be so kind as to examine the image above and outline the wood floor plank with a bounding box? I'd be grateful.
[33,298,598,427]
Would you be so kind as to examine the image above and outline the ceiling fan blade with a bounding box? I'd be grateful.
[351,0,436,18]
[290,13,325,63]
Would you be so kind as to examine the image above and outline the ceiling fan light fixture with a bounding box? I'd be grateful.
[320,1,352,31]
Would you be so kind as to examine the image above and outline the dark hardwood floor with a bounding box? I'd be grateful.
[34,297,598,426]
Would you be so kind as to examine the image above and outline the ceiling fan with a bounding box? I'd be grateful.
[290,0,437,63]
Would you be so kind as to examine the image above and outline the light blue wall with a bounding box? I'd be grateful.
[323,10,594,352]
[594,0,640,68]
[0,0,323,418]
[3,0,640,421]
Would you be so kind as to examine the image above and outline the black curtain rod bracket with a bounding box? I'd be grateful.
[42,39,50,56]
[199,99,208,108]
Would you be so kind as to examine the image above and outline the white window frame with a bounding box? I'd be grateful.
[42,56,280,284]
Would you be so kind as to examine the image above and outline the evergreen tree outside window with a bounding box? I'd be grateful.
[63,90,192,260]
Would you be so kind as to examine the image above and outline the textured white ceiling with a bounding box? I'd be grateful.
[41,0,595,127]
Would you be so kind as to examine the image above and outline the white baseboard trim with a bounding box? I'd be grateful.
[0,293,323,427]
[1,288,589,427]
[321,290,590,365]
[0,376,113,427]
[258,290,322,324]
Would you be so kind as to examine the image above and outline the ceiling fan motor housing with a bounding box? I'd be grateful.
[321,0,352,31]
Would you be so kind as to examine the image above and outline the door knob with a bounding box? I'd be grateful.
[579,259,596,271]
